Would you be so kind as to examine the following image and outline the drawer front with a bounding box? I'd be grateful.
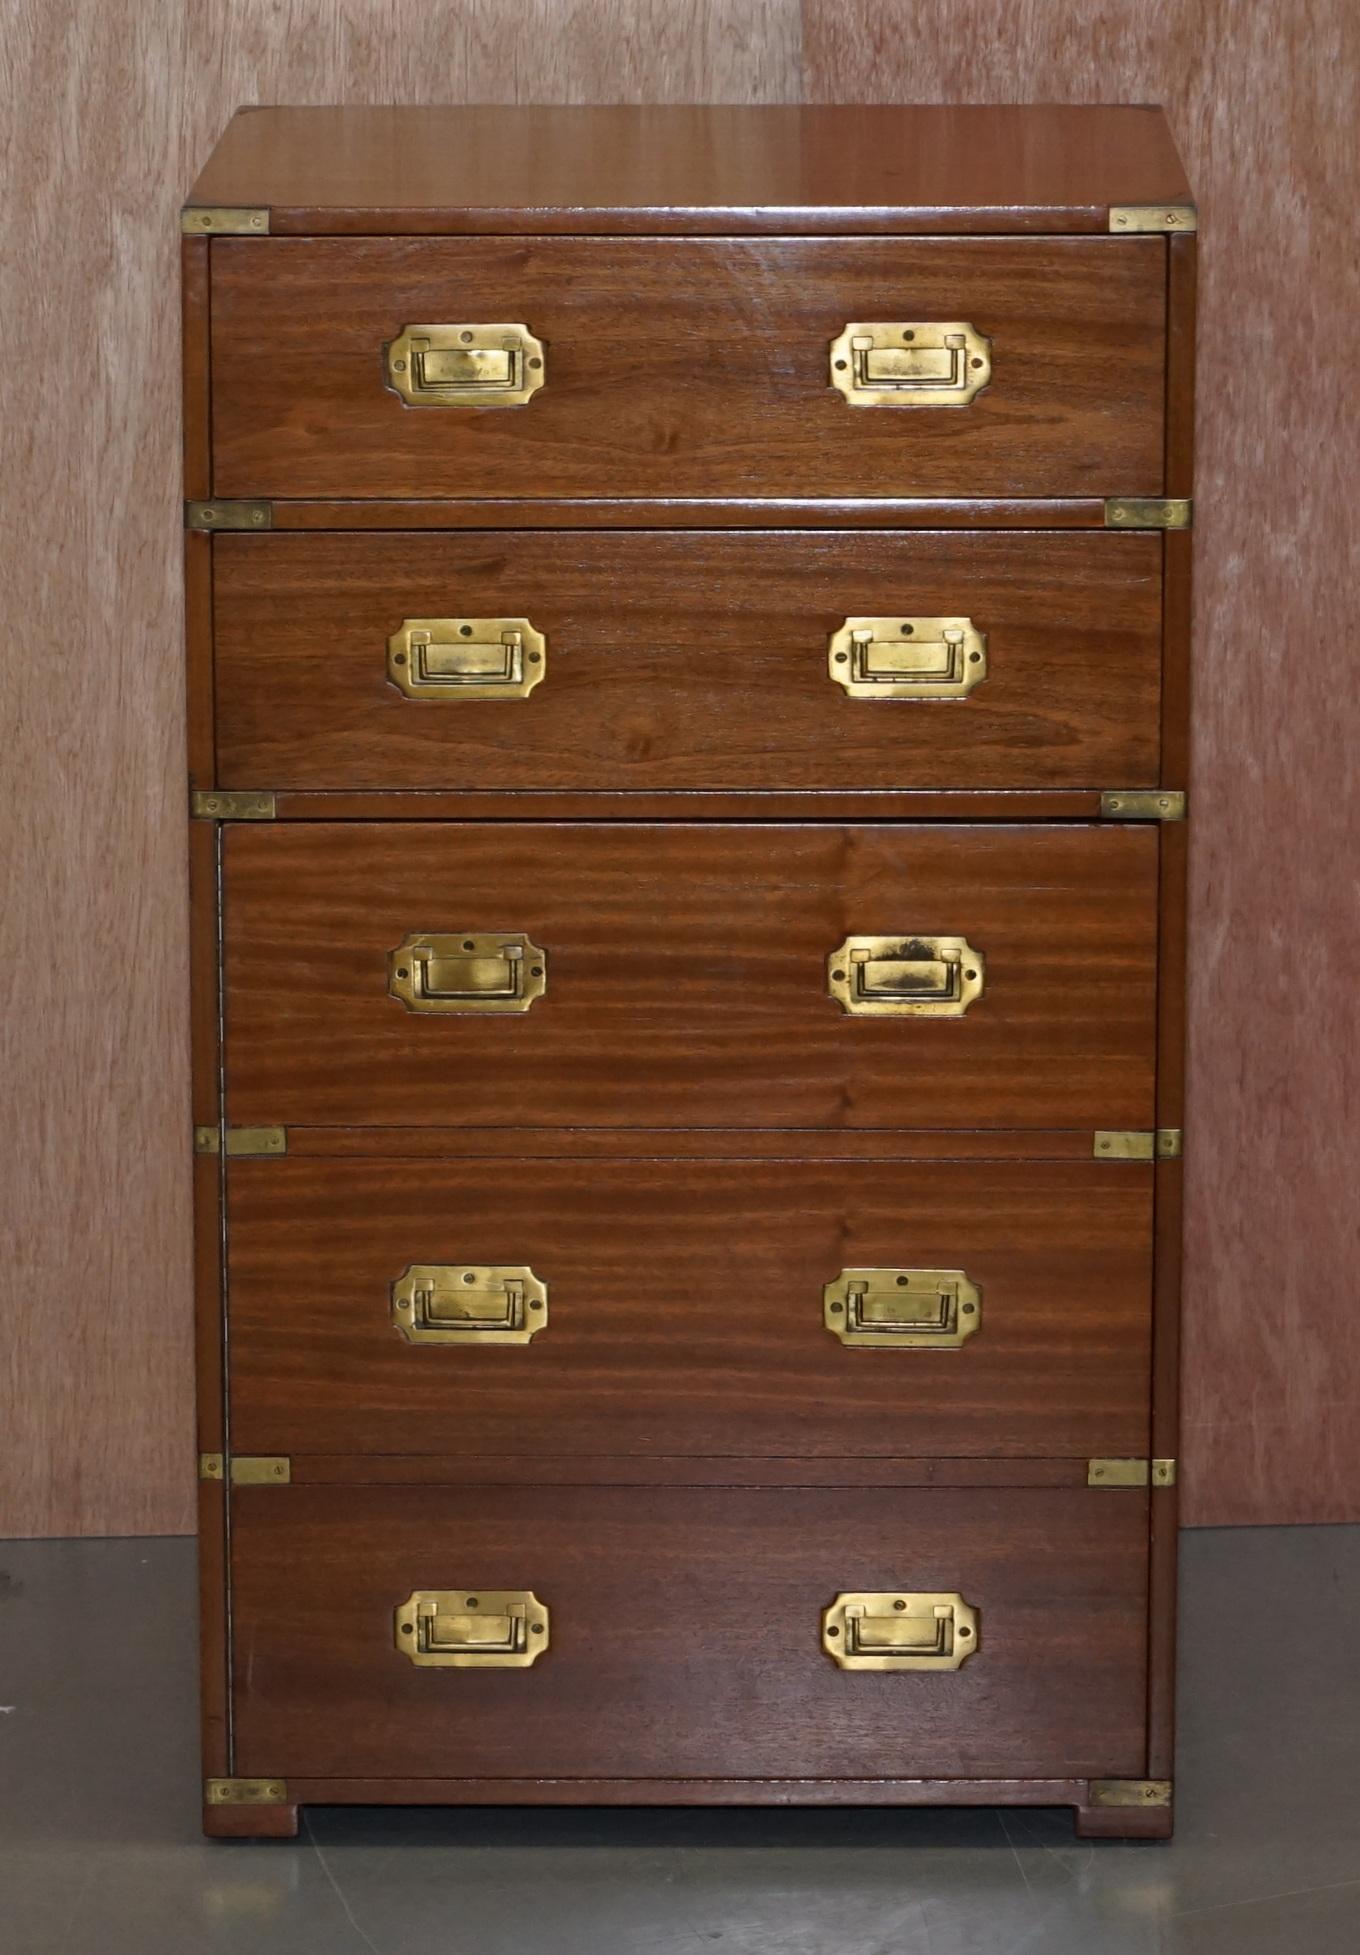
[214,531,1163,792]
[222,822,1158,1131]
[209,237,1166,499]
[229,1485,1149,1781]
[227,1157,1153,1459]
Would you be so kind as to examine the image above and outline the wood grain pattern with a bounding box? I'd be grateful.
[1147,242,1193,1763]
[188,824,229,1772]
[229,1484,1150,1780]
[221,822,1160,1131]
[285,1456,1094,1489]
[209,235,1166,500]
[0,7,196,1539]
[246,1126,1105,1162]
[189,101,1191,233]
[0,0,799,1540]
[266,790,1110,822]
[225,1157,1154,1460]
[801,0,1360,1529]
[213,530,1164,792]
[264,498,1114,529]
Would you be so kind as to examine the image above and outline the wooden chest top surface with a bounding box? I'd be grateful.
[187,103,1192,235]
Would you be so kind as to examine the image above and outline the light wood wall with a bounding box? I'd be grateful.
[1,0,1352,1535]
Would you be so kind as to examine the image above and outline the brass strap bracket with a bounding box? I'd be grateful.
[185,500,273,532]
[1088,1459,1177,1489]
[1100,790,1186,821]
[194,1125,288,1157]
[1109,204,1196,233]
[198,1454,290,1484]
[181,207,271,235]
[191,791,276,820]
[1093,1129,1182,1161]
[1104,498,1193,530]
[1089,1778,1174,1808]
[205,1777,289,1805]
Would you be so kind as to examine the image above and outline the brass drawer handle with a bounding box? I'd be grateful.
[392,1263,548,1344]
[822,1592,979,1671]
[829,617,987,699]
[824,1268,981,1347]
[828,935,984,1017]
[388,932,547,1014]
[385,323,546,407]
[830,322,991,406]
[389,618,547,700]
[395,1590,550,1668]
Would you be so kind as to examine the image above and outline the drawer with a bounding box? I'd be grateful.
[221,822,1158,1131]
[229,1484,1149,1781]
[208,237,1166,499]
[213,531,1163,792]
[227,1157,1152,1460]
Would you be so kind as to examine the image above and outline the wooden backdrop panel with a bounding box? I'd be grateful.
[0,0,800,1541]
[803,0,1360,1524]
[1,0,1353,1533]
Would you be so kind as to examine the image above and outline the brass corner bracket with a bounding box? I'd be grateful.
[191,791,276,821]
[1089,1779,1173,1808]
[185,500,273,532]
[1100,791,1186,821]
[1109,205,1197,233]
[198,1453,290,1485]
[181,207,270,235]
[230,1456,291,1485]
[1093,1130,1182,1161]
[1087,1459,1177,1489]
[205,1777,289,1805]
[194,1125,288,1157]
[1104,498,1193,530]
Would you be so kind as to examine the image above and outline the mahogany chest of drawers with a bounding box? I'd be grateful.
[183,104,1194,1841]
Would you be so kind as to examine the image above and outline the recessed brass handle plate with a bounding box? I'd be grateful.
[830,322,991,406]
[388,618,546,700]
[828,936,984,1017]
[388,932,547,1014]
[385,324,546,407]
[829,617,988,699]
[394,1590,550,1667]
[822,1592,979,1670]
[824,1268,981,1348]
[392,1264,548,1344]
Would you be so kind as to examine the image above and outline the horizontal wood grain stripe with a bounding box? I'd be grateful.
[261,499,1113,530]
[275,1127,1111,1160]
[265,791,1112,821]
[281,1457,1099,1489]
[252,1777,1102,1804]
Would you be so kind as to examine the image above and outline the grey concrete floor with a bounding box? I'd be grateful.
[1,1527,1357,1954]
